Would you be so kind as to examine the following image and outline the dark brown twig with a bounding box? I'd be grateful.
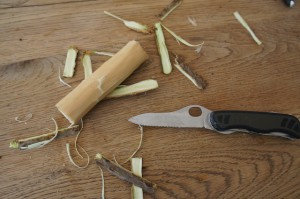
[158,0,182,21]
[95,153,157,194]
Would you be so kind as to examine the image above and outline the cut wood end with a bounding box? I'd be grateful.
[9,140,19,149]
[95,153,103,160]
[56,40,148,125]
[63,47,78,77]
[56,106,75,125]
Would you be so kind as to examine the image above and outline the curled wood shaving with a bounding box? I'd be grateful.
[104,11,152,34]
[122,125,144,164]
[99,166,105,199]
[58,66,71,88]
[233,11,262,45]
[15,113,32,124]
[195,43,204,54]
[66,143,90,169]
[158,0,182,21]
[113,153,121,166]
[75,119,84,159]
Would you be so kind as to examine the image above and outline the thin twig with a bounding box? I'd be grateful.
[18,118,59,150]
[95,154,157,194]
[10,125,79,149]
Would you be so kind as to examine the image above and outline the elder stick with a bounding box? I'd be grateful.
[95,154,157,194]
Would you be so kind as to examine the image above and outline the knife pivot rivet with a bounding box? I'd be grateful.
[188,107,202,117]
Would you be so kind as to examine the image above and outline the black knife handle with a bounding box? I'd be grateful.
[210,111,300,139]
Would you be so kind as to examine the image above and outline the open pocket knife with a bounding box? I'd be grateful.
[128,105,300,139]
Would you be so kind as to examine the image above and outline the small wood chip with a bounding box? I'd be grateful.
[63,47,78,77]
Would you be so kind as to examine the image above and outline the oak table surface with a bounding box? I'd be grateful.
[1,0,300,198]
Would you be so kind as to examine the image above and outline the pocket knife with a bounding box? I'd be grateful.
[128,105,300,139]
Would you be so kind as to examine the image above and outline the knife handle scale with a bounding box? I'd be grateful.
[210,111,300,139]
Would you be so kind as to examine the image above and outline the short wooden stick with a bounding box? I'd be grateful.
[95,153,157,194]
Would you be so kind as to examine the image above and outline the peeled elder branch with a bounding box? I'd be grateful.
[56,41,149,124]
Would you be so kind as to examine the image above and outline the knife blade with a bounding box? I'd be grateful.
[128,105,300,139]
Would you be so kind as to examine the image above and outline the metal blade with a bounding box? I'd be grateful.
[128,105,215,130]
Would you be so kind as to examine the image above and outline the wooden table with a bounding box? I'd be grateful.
[1,0,300,198]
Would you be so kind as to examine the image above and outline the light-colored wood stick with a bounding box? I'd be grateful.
[131,158,143,199]
[56,41,149,124]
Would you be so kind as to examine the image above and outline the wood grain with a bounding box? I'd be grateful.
[1,0,300,198]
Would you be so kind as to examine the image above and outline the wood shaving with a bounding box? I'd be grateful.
[155,22,172,74]
[66,119,90,168]
[161,23,204,47]
[99,166,105,199]
[233,11,262,45]
[187,16,198,26]
[75,119,84,159]
[195,43,204,54]
[66,143,90,169]
[113,153,121,166]
[58,66,71,88]
[93,51,114,57]
[15,113,32,124]
[122,125,144,164]
[104,11,152,34]
[106,79,158,99]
